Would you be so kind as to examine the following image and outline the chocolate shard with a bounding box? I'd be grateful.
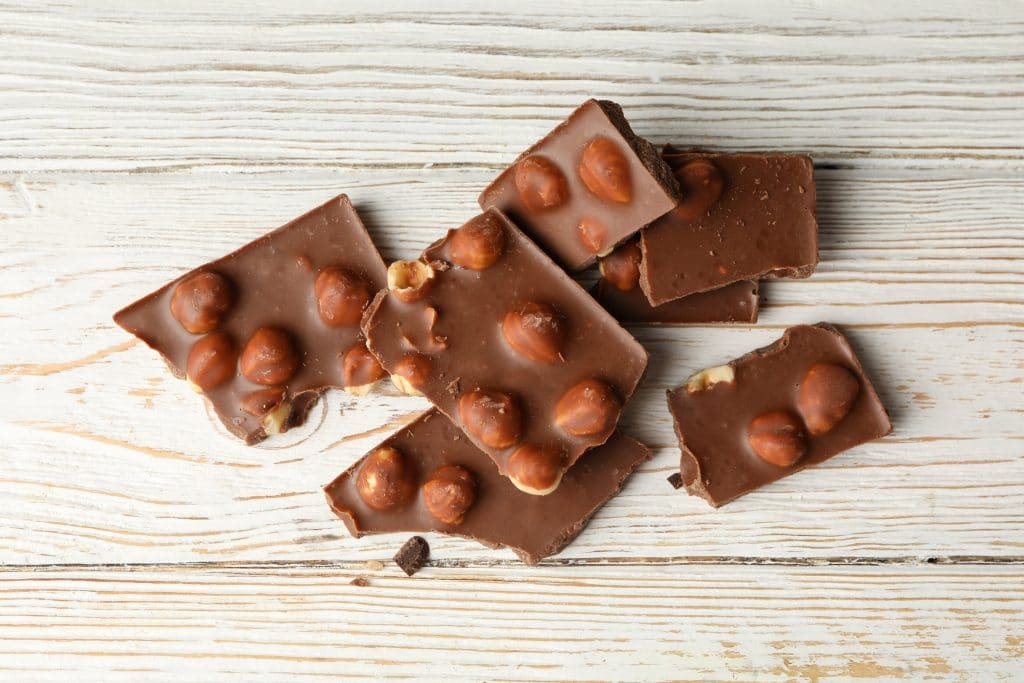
[393,536,430,577]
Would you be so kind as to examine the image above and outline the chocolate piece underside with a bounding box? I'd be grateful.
[113,195,387,444]
[362,210,648,493]
[640,147,818,306]
[393,536,430,576]
[668,323,891,507]
[324,409,651,564]
[593,279,759,324]
[479,99,681,271]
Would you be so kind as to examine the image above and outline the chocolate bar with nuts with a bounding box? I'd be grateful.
[361,210,648,495]
[324,409,651,564]
[113,195,388,444]
[592,240,759,324]
[668,323,891,507]
[640,147,818,305]
[479,99,681,271]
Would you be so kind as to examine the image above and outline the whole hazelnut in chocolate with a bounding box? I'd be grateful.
[448,213,506,271]
[576,217,608,255]
[355,446,416,511]
[458,389,522,450]
[170,271,234,334]
[240,326,300,386]
[797,363,860,436]
[747,411,807,467]
[390,353,431,396]
[342,343,386,396]
[185,332,237,392]
[554,379,621,439]
[514,155,568,212]
[314,266,372,327]
[578,136,632,203]
[598,241,642,292]
[422,465,477,525]
[501,302,566,364]
[507,444,565,496]
[672,158,725,222]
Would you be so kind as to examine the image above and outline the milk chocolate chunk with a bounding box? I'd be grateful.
[362,210,648,494]
[324,409,651,564]
[479,99,681,271]
[668,323,891,507]
[592,240,759,324]
[113,195,388,444]
[640,147,818,305]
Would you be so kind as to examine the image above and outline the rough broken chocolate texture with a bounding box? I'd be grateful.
[593,279,759,324]
[394,536,430,576]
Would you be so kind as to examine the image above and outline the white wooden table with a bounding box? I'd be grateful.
[3,2,1023,680]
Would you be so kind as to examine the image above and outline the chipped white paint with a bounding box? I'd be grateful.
[1,1,1022,680]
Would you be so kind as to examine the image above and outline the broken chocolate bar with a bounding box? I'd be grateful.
[479,99,681,271]
[667,323,891,506]
[324,409,651,564]
[114,195,388,444]
[362,210,648,495]
[640,147,818,305]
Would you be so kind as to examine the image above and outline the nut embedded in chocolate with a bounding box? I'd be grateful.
[514,155,568,212]
[314,266,372,327]
[342,343,386,396]
[387,260,436,303]
[240,326,300,386]
[554,379,621,438]
[239,386,292,435]
[170,271,235,335]
[448,213,506,271]
[422,465,477,525]
[798,363,861,435]
[507,443,565,496]
[185,332,237,392]
[598,241,642,292]
[390,353,431,396]
[578,136,632,203]
[458,388,523,449]
[672,158,725,222]
[747,411,808,467]
[501,302,566,364]
[685,364,735,393]
[576,217,608,255]
[355,446,416,511]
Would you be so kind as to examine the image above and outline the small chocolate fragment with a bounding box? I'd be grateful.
[325,409,651,564]
[349,577,369,587]
[479,99,681,271]
[666,472,684,490]
[640,148,818,305]
[393,536,430,577]
[667,323,892,507]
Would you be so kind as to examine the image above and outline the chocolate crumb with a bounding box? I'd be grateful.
[667,472,684,489]
[394,535,430,576]
[349,577,369,587]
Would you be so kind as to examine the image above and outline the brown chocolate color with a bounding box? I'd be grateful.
[393,536,429,576]
[113,195,388,444]
[640,147,818,305]
[593,279,759,324]
[324,409,651,564]
[362,210,648,490]
[667,323,892,507]
[479,99,680,271]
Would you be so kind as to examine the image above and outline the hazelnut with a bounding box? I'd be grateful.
[342,343,385,396]
[261,399,293,435]
[578,136,632,203]
[684,364,735,393]
[314,266,372,327]
[598,241,642,292]
[240,386,286,416]
[514,155,568,212]
[355,446,416,511]
[390,354,431,396]
[672,158,725,222]
[240,327,300,386]
[448,213,506,271]
[747,411,807,467]
[554,379,621,438]
[507,444,565,496]
[185,332,237,392]
[458,389,522,449]
[387,260,436,303]
[422,465,477,525]
[576,217,608,255]
[797,363,861,435]
[170,271,234,334]
[501,302,566,363]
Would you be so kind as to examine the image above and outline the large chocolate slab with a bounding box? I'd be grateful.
[479,99,680,271]
[324,409,651,564]
[114,195,388,444]
[362,210,648,494]
[640,148,818,305]
[668,323,891,507]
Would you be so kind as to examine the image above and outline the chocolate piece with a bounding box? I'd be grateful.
[479,99,681,271]
[667,323,891,507]
[640,147,818,305]
[393,536,430,576]
[349,577,369,587]
[666,472,684,490]
[362,210,648,494]
[324,409,651,564]
[113,195,387,444]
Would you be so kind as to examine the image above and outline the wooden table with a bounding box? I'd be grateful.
[3,2,1022,680]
